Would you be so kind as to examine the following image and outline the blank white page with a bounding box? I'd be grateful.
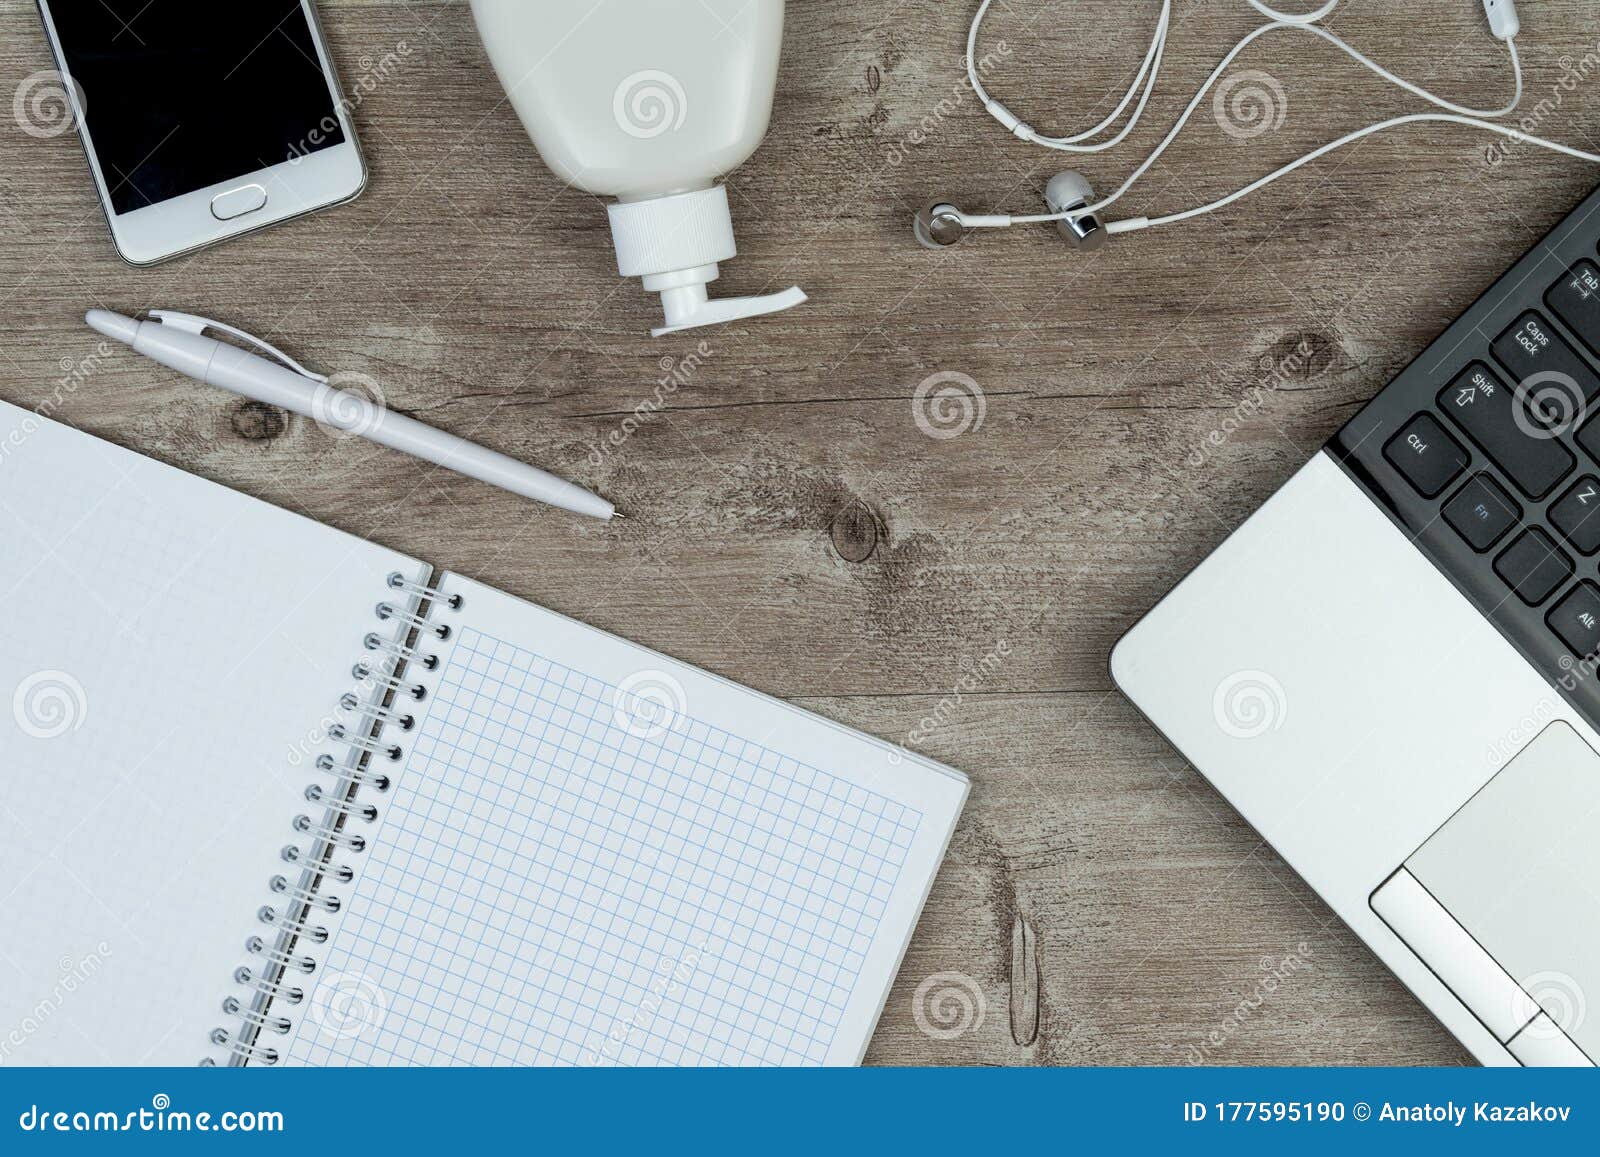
[0,401,427,1065]
[287,574,967,1066]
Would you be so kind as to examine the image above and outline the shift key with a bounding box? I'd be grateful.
[1438,362,1573,499]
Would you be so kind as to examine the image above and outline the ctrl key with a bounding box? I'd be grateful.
[1384,413,1469,498]
[1548,581,1600,659]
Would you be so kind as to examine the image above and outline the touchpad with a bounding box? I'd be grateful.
[1406,720,1599,1058]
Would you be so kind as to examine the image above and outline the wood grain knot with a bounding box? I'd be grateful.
[829,500,880,564]
[1264,330,1337,382]
[230,400,288,442]
[1009,913,1041,1047]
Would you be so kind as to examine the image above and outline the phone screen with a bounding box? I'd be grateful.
[47,1,346,215]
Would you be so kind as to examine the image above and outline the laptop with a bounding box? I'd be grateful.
[1114,183,1600,1068]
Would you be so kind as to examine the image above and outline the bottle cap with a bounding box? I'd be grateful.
[607,186,806,337]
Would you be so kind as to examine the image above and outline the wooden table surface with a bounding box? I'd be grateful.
[6,0,1599,1066]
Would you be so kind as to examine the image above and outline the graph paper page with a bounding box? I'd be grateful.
[0,400,427,1065]
[287,574,967,1066]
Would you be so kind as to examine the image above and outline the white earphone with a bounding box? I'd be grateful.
[916,0,1598,249]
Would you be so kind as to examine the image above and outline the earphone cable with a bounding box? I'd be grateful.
[966,0,1173,153]
[1019,23,1527,226]
[1120,106,1600,233]
[969,1,1537,232]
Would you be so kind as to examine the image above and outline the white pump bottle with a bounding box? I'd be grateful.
[469,0,806,337]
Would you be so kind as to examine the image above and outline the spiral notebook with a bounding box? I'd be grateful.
[0,400,967,1067]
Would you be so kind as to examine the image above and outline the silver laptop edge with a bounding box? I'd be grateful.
[1113,449,1599,1066]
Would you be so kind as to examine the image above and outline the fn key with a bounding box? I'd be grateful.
[1384,414,1468,497]
[1443,473,1520,550]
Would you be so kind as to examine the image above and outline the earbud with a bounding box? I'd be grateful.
[1483,0,1519,40]
[913,202,967,249]
[912,171,1106,250]
[911,203,1016,247]
[1042,171,1106,249]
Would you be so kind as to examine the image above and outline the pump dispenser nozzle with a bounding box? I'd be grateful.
[607,187,806,336]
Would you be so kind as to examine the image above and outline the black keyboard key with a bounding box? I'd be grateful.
[1578,412,1600,466]
[1494,528,1573,605]
[1442,473,1520,551]
[1438,363,1573,498]
[1549,476,1600,554]
[1491,311,1600,419]
[1384,413,1468,497]
[1546,261,1600,360]
[1548,581,1600,658]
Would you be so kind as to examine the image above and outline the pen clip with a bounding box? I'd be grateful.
[147,310,329,384]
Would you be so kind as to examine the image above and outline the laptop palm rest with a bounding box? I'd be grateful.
[1372,721,1598,1064]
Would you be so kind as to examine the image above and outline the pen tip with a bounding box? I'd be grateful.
[85,308,139,346]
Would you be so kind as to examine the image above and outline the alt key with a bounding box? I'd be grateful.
[1549,581,1600,659]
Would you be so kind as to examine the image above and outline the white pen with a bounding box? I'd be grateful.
[85,309,617,521]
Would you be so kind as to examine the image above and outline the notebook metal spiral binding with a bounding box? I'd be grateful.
[202,572,462,1066]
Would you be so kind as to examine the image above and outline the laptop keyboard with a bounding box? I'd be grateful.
[1333,184,1600,721]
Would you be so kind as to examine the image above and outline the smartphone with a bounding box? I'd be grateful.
[36,1,367,265]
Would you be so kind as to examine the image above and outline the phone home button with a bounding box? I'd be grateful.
[209,184,268,221]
